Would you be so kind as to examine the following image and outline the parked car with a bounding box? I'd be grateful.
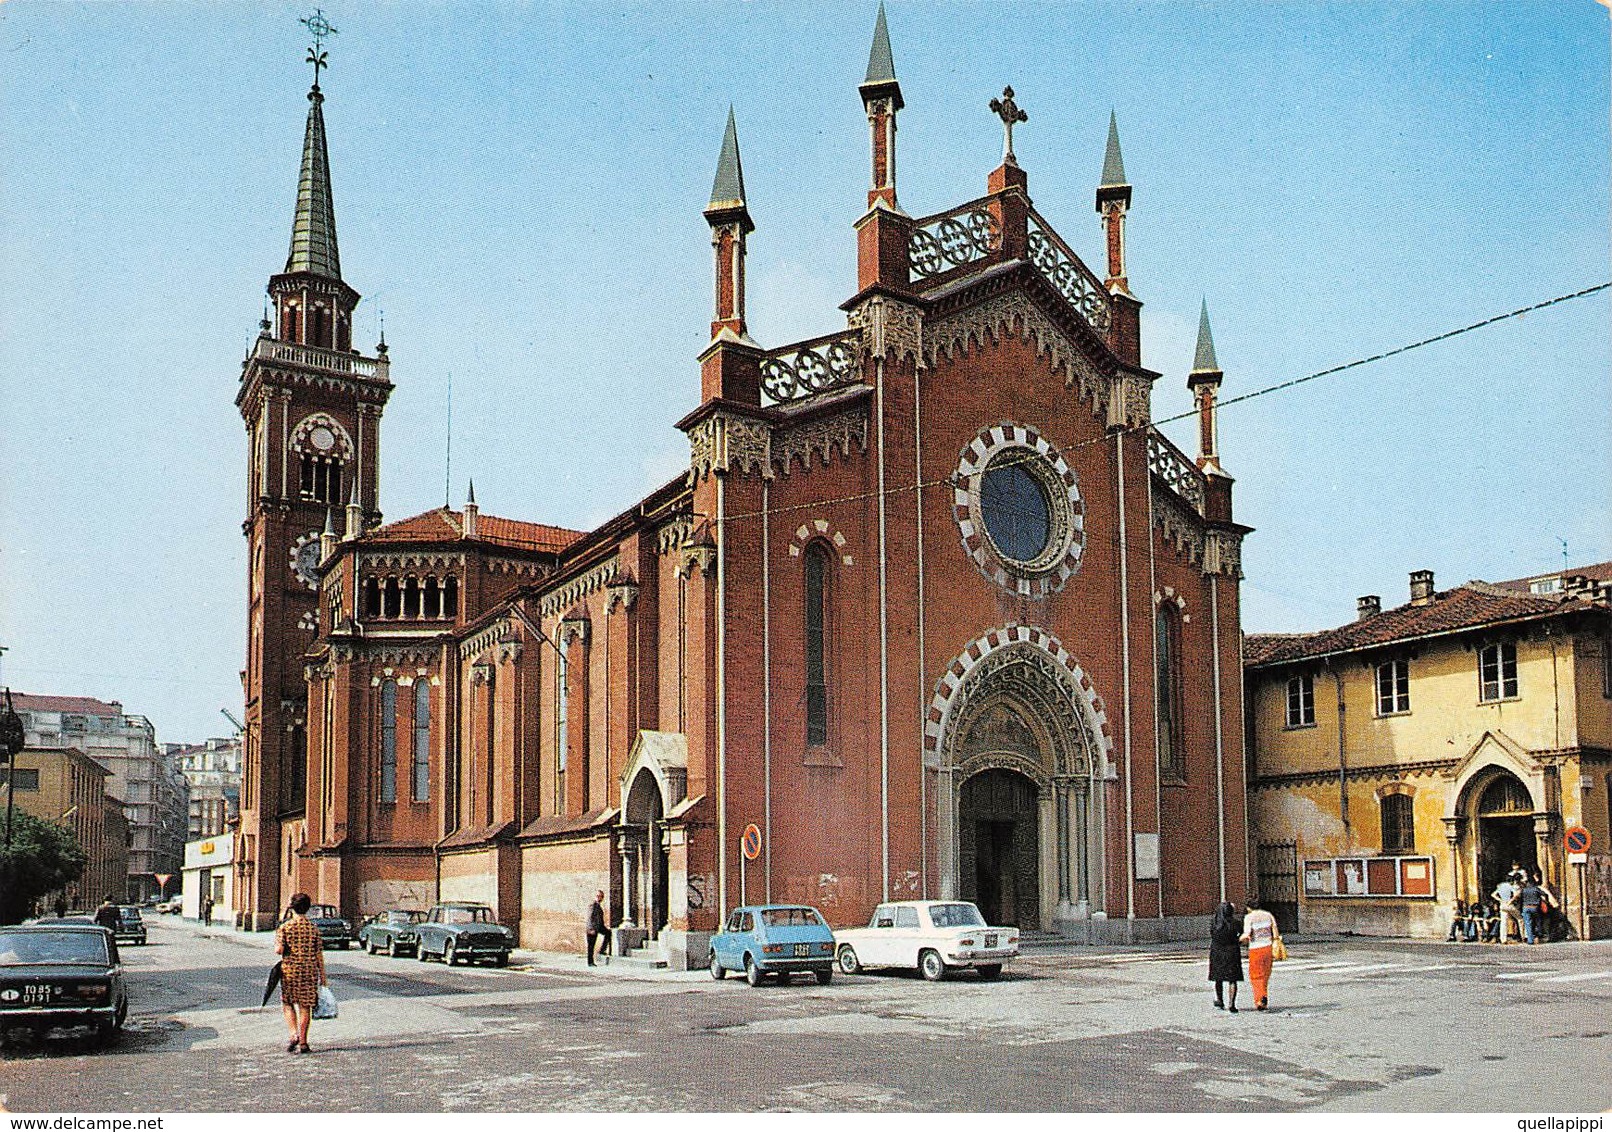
[415,903,515,966]
[359,910,425,957]
[709,905,836,987]
[156,897,182,915]
[113,906,146,946]
[0,924,128,1044]
[306,904,357,950]
[833,900,1018,981]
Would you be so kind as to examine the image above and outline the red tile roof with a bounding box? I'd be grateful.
[11,694,122,716]
[362,508,582,555]
[1490,561,1612,593]
[1246,574,1609,669]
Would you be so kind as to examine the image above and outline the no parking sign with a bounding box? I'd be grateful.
[1565,825,1590,865]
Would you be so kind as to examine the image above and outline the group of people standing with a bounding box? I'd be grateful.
[1207,897,1282,1013]
[1450,866,1559,945]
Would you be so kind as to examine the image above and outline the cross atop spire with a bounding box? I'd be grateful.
[1191,299,1221,375]
[300,9,337,91]
[865,2,896,85]
[708,107,748,211]
[1100,110,1127,188]
[989,86,1028,166]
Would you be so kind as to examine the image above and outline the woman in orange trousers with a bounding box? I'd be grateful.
[1240,897,1281,1010]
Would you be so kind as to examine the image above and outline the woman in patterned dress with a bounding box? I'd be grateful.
[276,892,326,1054]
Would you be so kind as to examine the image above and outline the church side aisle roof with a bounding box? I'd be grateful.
[362,507,583,555]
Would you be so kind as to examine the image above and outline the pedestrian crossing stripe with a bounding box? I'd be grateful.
[1537,971,1612,983]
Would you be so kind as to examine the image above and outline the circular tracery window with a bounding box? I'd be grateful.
[953,424,1084,596]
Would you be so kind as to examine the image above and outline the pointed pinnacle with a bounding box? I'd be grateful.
[1192,299,1221,374]
[1100,110,1127,188]
[285,87,342,279]
[709,107,747,209]
[865,3,897,84]
[322,507,336,535]
[466,478,477,506]
[348,478,360,507]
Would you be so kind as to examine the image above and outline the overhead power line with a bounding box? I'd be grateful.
[717,281,1611,526]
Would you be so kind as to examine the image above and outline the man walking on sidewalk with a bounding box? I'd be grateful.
[586,891,610,966]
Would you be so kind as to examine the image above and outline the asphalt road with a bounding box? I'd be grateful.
[2,916,1609,1113]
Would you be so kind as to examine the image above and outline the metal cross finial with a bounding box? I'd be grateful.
[989,86,1028,165]
[300,8,338,88]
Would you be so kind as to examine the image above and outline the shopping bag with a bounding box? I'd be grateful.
[1271,937,1288,962]
[313,984,339,1020]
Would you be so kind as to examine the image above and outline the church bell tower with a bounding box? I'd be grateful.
[234,14,391,930]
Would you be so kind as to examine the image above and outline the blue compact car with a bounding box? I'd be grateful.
[709,905,837,987]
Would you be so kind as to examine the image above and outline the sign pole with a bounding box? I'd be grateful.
[740,853,746,909]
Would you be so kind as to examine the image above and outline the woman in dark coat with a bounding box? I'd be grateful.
[1208,901,1243,1012]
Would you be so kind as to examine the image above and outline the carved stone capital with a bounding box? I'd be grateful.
[848,293,923,363]
[687,412,772,483]
[606,581,640,613]
[558,616,591,648]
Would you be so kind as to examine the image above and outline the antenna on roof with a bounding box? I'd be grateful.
[1560,537,1569,574]
[444,371,453,509]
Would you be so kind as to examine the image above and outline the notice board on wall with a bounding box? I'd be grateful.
[1300,855,1436,899]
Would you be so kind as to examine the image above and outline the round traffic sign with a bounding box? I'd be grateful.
[741,823,762,861]
[1564,826,1591,854]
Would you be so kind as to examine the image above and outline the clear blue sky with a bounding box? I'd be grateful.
[2,2,1608,744]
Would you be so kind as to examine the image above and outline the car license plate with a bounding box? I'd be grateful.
[794,943,809,958]
[985,934,997,948]
[22,984,55,1004]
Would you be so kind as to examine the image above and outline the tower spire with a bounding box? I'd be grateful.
[708,107,748,213]
[1191,299,1220,375]
[1100,110,1127,189]
[286,74,342,279]
[1188,299,1227,474]
[704,108,755,344]
[1095,110,1133,294]
[268,13,360,351]
[859,2,904,213]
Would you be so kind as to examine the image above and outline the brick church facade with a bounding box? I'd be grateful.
[235,11,1252,962]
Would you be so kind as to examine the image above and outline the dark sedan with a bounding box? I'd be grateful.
[359,910,425,957]
[0,924,128,1044]
[113,906,146,946]
[306,903,357,949]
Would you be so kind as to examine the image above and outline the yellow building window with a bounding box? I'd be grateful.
[1478,642,1517,702]
[1285,674,1315,728]
[1375,659,1410,715]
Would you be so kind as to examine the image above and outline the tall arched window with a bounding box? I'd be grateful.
[443,575,459,619]
[362,577,381,619]
[1155,604,1184,780]
[379,679,398,804]
[804,544,832,746]
[412,680,431,801]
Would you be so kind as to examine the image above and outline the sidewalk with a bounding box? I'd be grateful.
[153,912,707,981]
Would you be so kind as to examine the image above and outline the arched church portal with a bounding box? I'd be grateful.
[622,768,669,937]
[1465,770,1539,899]
[937,640,1104,931]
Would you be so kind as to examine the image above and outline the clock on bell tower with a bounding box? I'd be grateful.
[234,36,392,931]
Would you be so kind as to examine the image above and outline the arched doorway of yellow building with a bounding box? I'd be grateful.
[1466,770,1538,900]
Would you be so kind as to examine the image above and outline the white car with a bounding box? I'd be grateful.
[833,900,1018,981]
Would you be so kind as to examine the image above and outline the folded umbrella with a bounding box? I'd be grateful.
[261,960,283,1007]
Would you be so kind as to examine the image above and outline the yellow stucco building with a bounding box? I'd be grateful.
[1245,565,1611,939]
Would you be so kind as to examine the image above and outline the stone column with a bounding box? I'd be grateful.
[618,831,637,929]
